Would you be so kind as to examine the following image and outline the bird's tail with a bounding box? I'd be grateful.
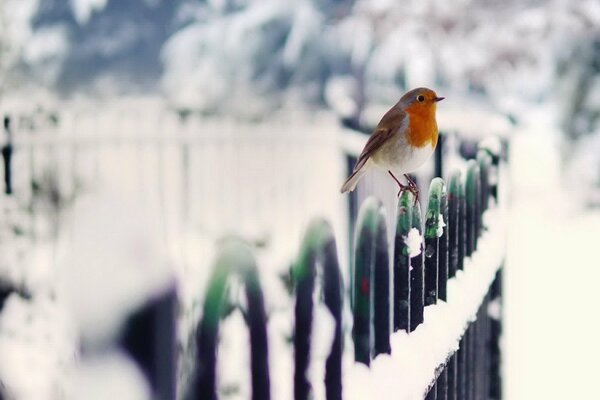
[340,167,367,193]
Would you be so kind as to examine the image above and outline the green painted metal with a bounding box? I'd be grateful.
[352,197,390,364]
[353,198,376,365]
[293,218,343,400]
[425,178,445,239]
[190,238,270,400]
[424,178,445,306]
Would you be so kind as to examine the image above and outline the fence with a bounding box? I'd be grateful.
[0,107,506,399]
[180,134,506,399]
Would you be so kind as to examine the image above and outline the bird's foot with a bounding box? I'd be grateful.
[396,184,419,204]
[409,185,419,205]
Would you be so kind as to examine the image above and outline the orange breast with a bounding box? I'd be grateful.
[406,105,438,149]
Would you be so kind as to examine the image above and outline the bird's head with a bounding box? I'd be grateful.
[399,87,444,114]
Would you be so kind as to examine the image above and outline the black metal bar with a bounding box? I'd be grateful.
[435,132,444,178]
[294,219,343,400]
[468,324,476,400]
[2,116,13,195]
[436,367,448,400]
[465,160,480,256]
[424,179,443,306]
[438,184,449,301]
[447,353,457,400]
[353,204,375,365]
[394,191,413,332]
[465,327,473,400]
[373,212,391,356]
[121,284,177,400]
[353,198,391,363]
[458,178,466,270]
[323,237,344,400]
[457,336,466,400]
[489,268,503,399]
[426,384,437,400]
[447,172,461,278]
[186,240,270,400]
[410,198,424,332]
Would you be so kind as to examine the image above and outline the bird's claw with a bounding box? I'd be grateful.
[396,184,419,205]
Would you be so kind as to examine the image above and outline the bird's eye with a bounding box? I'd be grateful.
[417,95,425,102]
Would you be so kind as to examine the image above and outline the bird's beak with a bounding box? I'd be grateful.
[434,97,445,102]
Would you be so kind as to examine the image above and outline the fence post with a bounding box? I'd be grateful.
[352,198,390,365]
[393,191,413,332]
[424,178,444,306]
[293,219,343,400]
[410,198,424,332]
[186,239,270,400]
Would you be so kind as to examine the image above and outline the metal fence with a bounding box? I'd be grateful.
[0,108,506,399]
[181,135,506,399]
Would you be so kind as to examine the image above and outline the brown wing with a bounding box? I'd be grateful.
[352,107,407,172]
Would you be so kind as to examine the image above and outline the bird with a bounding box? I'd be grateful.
[340,87,444,202]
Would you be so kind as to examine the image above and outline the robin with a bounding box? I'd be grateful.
[340,87,444,202]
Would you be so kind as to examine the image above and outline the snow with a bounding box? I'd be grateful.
[404,228,423,258]
[69,0,108,25]
[436,213,445,238]
[0,294,76,400]
[70,350,151,400]
[308,302,337,400]
[58,190,173,345]
[217,310,252,399]
[504,128,600,399]
[22,25,69,65]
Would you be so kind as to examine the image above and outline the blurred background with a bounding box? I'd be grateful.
[0,0,599,399]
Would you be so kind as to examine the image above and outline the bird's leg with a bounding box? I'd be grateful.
[404,174,418,189]
[403,174,420,204]
[388,170,408,197]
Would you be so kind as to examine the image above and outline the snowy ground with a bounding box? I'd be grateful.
[505,126,600,399]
